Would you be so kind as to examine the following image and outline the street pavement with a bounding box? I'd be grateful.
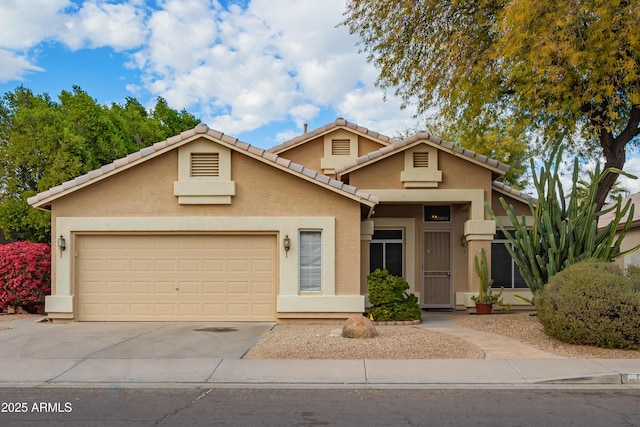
[0,314,638,389]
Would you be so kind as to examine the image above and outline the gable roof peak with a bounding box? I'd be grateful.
[334,131,511,176]
[27,123,379,209]
[268,118,399,154]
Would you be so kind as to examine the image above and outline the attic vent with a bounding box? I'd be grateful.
[331,139,351,155]
[413,152,430,168]
[191,153,219,177]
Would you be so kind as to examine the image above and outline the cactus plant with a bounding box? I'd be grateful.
[471,248,504,305]
[487,145,639,295]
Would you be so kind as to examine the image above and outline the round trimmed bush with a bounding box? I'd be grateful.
[535,261,640,349]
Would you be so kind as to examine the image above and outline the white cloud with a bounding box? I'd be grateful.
[0,0,418,141]
[132,0,417,136]
[0,49,44,82]
[59,0,147,51]
[0,0,70,50]
[618,156,640,196]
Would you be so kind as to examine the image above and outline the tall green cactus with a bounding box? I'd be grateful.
[487,146,639,294]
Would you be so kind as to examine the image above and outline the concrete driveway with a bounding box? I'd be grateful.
[0,317,274,360]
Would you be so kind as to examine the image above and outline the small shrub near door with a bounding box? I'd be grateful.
[535,261,640,349]
[0,241,51,313]
[367,269,421,321]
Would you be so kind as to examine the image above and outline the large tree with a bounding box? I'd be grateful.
[0,86,200,242]
[344,0,640,209]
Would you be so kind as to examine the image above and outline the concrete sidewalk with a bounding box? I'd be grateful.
[0,316,639,389]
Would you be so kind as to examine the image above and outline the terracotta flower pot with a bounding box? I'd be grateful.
[475,302,493,315]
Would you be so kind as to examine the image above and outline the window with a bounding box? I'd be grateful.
[424,205,451,222]
[370,229,403,277]
[299,230,322,292]
[491,231,527,289]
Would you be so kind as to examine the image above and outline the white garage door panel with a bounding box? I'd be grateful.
[76,234,277,321]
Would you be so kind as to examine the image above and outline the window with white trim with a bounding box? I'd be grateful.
[491,230,527,288]
[299,230,322,292]
[370,229,403,277]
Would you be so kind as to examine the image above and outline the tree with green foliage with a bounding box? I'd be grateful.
[487,146,638,295]
[0,86,200,243]
[344,0,640,209]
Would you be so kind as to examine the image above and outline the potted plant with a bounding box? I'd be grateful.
[471,248,504,314]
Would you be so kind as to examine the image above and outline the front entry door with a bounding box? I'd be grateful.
[422,230,452,308]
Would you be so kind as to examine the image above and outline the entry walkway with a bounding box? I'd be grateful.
[417,314,566,359]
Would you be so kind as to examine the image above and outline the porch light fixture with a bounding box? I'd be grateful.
[57,235,66,257]
[460,235,467,247]
[283,234,291,258]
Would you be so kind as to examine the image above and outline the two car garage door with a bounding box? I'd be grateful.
[76,234,277,321]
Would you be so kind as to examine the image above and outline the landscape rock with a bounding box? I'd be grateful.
[342,315,378,338]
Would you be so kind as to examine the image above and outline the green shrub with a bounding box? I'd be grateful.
[367,269,421,321]
[536,261,640,349]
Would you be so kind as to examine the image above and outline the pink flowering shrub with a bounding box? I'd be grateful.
[0,242,51,313]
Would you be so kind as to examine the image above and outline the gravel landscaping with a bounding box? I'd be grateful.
[244,311,640,360]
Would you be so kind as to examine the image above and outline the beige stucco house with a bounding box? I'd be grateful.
[29,119,533,322]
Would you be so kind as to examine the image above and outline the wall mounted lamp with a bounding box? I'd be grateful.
[283,234,291,258]
[460,235,467,247]
[57,235,66,257]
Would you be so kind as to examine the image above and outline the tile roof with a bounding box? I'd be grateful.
[597,192,640,229]
[492,181,537,204]
[28,123,379,209]
[335,131,511,176]
[268,118,398,153]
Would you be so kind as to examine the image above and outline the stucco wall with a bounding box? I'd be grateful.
[348,152,405,189]
[358,136,386,157]
[273,136,324,173]
[49,143,364,297]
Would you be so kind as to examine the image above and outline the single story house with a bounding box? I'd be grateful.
[28,119,533,322]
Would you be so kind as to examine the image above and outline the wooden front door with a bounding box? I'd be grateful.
[421,230,452,308]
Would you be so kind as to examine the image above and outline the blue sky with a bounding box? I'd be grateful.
[2,0,640,195]
[0,0,418,149]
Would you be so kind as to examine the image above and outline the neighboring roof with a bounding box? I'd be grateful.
[28,124,378,210]
[268,118,397,154]
[492,181,537,205]
[598,192,640,230]
[334,132,511,177]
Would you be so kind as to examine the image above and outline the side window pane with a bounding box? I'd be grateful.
[300,231,322,292]
[370,242,384,272]
[491,242,512,288]
[514,264,527,288]
[385,243,403,277]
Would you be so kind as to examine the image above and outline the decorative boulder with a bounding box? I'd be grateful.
[342,315,378,338]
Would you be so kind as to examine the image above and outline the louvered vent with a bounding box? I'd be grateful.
[191,153,219,177]
[413,152,430,168]
[331,139,351,155]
